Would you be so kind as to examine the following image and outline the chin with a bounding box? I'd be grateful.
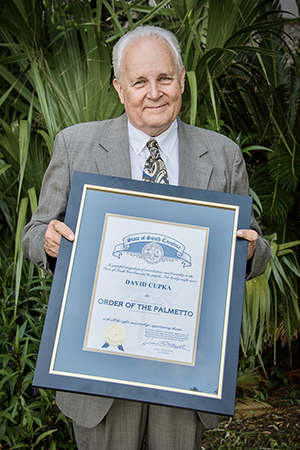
[146,117,172,129]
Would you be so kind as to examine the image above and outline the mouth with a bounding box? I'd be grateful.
[145,104,168,111]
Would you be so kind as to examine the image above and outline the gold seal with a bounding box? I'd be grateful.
[104,324,127,347]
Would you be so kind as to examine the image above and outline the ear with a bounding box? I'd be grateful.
[113,78,124,104]
[180,67,186,94]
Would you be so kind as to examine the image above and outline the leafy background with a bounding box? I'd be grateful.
[0,0,299,448]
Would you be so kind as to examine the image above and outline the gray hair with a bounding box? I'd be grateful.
[113,26,183,84]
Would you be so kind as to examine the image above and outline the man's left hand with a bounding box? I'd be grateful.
[236,229,258,260]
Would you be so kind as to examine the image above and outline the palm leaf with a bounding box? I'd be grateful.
[14,196,28,316]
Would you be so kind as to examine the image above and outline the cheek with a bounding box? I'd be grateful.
[176,85,184,99]
[126,93,143,110]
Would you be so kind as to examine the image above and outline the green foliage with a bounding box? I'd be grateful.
[174,0,298,128]
[0,265,76,449]
[215,6,300,367]
[241,234,300,366]
[220,6,300,244]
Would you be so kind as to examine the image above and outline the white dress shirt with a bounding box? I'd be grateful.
[128,119,179,186]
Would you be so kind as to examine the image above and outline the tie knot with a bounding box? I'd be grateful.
[146,138,160,159]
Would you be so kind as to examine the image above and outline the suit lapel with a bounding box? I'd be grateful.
[93,115,213,188]
[178,119,212,190]
[95,114,131,179]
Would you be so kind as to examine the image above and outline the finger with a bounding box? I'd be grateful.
[44,235,60,258]
[236,229,258,242]
[236,229,258,260]
[247,241,256,260]
[44,220,74,258]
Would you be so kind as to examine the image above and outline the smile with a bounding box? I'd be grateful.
[145,104,168,110]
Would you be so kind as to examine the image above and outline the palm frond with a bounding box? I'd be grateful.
[234,398,300,418]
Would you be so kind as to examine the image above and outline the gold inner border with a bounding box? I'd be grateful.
[49,184,239,400]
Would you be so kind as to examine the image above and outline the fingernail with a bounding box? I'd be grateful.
[237,231,243,237]
[69,234,75,241]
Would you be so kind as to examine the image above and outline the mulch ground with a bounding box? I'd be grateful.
[202,373,300,449]
[203,406,300,448]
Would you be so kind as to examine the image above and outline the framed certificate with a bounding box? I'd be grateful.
[33,172,252,416]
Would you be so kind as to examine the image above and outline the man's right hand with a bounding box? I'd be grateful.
[44,220,75,258]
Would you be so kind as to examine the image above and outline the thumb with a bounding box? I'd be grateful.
[52,220,75,241]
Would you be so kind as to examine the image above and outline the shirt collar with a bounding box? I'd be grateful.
[128,119,178,158]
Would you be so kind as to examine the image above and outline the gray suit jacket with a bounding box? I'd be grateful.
[22,114,271,429]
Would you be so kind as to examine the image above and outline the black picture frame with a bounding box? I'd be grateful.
[33,172,252,416]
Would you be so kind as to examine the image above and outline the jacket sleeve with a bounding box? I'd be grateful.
[230,142,271,280]
[22,131,72,274]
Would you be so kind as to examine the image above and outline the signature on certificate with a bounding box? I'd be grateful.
[140,337,190,351]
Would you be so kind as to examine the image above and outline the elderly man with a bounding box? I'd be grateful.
[23,25,271,450]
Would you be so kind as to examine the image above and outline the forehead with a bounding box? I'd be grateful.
[121,37,179,80]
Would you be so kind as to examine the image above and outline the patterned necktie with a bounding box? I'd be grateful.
[142,138,169,184]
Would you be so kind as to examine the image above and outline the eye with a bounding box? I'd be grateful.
[159,76,172,84]
[133,79,145,87]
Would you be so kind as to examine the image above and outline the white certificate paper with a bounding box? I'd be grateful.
[84,214,209,366]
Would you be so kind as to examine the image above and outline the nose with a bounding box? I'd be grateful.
[146,81,162,99]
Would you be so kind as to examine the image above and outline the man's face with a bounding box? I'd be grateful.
[113,37,185,137]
